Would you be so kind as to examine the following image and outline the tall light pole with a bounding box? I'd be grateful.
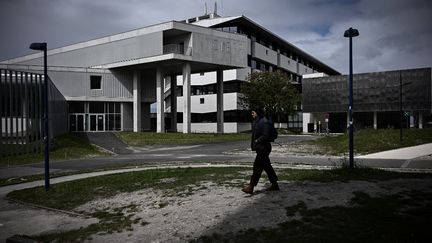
[344,27,359,169]
[30,42,49,191]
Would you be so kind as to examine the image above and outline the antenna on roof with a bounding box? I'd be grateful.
[205,2,208,15]
[214,1,217,15]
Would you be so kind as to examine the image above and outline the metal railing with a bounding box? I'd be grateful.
[0,69,67,157]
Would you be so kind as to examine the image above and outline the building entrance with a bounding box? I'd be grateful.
[69,114,85,132]
[90,114,105,132]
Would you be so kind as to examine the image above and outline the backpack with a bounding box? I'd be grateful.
[267,119,278,142]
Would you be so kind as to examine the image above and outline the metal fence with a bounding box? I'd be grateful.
[0,69,68,157]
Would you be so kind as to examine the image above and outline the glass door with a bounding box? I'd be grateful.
[90,114,105,131]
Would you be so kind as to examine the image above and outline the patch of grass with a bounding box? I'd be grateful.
[7,166,432,242]
[117,132,249,146]
[302,128,432,155]
[195,191,432,242]
[0,134,109,166]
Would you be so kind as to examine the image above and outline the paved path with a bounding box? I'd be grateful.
[73,132,133,155]
[357,143,432,160]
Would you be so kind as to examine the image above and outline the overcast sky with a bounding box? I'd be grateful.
[0,0,431,74]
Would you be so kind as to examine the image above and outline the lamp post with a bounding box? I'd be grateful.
[29,42,49,191]
[344,27,359,169]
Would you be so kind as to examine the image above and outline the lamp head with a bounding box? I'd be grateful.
[344,28,359,38]
[29,42,47,51]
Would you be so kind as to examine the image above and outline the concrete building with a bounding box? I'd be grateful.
[1,11,338,134]
[302,68,432,133]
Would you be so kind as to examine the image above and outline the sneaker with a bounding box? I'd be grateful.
[266,183,280,191]
[242,185,254,194]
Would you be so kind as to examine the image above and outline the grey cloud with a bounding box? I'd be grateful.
[0,0,430,74]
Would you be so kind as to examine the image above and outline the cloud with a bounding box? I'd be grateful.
[0,0,430,74]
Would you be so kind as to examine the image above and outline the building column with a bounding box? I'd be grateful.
[373,111,377,129]
[170,75,177,132]
[419,112,423,129]
[182,63,191,133]
[156,68,165,133]
[216,70,224,134]
[133,71,141,132]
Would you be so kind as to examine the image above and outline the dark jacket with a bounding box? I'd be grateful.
[251,116,272,151]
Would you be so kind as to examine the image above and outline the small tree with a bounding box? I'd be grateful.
[240,71,299,122]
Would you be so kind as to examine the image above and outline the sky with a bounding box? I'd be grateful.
[0,0,431,74]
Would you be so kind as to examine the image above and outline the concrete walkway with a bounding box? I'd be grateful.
[357,143,432,160]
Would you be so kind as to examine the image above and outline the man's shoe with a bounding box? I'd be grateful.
[266,183,280,191]
[242,185,254,194]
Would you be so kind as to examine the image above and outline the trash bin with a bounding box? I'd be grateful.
[307,123,314,133]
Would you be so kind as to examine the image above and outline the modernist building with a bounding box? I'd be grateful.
[1,11,339,134]
[302,68,432,133]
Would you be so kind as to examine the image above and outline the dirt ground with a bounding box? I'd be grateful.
[73,176,432,242]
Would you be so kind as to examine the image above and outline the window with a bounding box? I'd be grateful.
[266,50,269,55]
[200,98,205,104]
[90,75,102,90]
[200,72,205,76]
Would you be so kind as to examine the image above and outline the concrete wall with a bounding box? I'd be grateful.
[177,122,250,133]
[16,32,163,68]
[279,54,297,73]
[298,62,314,75]
[191,32,247,68]
[122,102,133,131]
[48,70,133,101]
[176,93,239,113]
[252,42,278,66]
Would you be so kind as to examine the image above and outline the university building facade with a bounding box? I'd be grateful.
[1,11,338,135]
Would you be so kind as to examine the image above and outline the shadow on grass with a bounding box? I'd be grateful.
[193,184,432,243]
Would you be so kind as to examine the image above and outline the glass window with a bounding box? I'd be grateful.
[90,75,102,90]
[69,101,85,113]
[200,98,205,104]
[89,102,104,113]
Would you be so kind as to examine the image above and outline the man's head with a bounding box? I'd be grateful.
[252,107,265,119]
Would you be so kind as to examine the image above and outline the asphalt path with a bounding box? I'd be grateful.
[1,135,431,179]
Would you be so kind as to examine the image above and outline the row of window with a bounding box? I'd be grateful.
[69,101,121,114]
[216,24,321,71]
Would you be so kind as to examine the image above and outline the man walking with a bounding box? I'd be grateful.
[242,108,279,194]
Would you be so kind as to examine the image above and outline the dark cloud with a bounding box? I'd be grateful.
[0,0,430,74]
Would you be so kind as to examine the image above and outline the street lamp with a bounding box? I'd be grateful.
[29,42,50,191]
[344,27,359,169]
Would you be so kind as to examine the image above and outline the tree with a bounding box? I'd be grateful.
[240,71,299,122]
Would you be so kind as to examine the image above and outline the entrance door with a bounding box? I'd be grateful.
[90,114,105,131]
[70,114,85,132]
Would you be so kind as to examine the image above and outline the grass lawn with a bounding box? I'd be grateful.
[0,134,109,166]
[303,128,432,155]
[116,132,250,146]
[7,167,432,242]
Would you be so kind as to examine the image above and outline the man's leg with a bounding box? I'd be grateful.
[250,152,265,186]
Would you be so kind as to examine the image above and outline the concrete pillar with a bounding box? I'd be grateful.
[182,63,191,133]
[419,112,423,129]
[216,70,224,134]
[170,75,177,132]
[373,111,377,129]
[156,68,165,133]
[133,71,141,132]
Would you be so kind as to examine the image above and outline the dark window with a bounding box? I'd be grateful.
[90,75,102,90]
[89,102,104,113]
[69,101,85,113]
[200,98,205,104]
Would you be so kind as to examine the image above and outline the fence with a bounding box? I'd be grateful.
[0,69,68,157]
